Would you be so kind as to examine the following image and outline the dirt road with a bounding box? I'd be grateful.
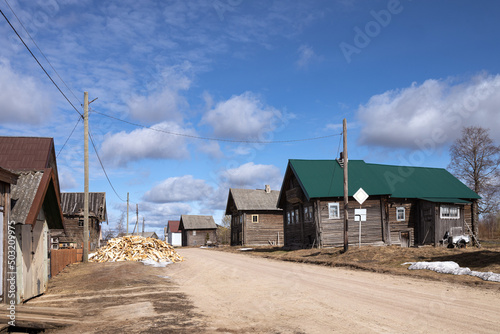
[169,248,500,334]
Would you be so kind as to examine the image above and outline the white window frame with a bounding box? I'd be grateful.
[193,230,197,236]
[396,207,405,221]
[252,214,259,223]
[440,205,460,219]
[328,203,340,220]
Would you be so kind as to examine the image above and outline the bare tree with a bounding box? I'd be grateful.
[217,215,231,245]
[448,126,500,241]
[102,227,116,241]
[116,212,126,236]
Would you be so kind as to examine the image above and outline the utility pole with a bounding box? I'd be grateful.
[126,192,129,234]
[83,92,89,262]
[343,118,349,253]
[136,204,138,235]
[142,217,145,234]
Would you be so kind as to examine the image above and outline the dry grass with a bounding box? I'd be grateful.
[215,243,500,290]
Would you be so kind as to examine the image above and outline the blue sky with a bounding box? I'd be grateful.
[1,0,500,237]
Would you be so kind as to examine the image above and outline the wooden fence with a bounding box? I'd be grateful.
[50,248,83,278]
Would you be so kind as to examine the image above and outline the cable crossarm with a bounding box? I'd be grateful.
[92,109,342,144]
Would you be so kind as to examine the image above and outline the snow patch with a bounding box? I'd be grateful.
[403,261,500,282]
[141,259,173,267]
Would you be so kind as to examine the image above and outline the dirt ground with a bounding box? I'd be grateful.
[22,245,500,333]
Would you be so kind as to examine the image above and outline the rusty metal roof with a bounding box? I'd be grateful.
[167,220,180,233]
[60,192,107,222]
[0,136,54,170]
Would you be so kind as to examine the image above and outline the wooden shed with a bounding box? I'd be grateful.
[166,220,182,246]
[179,215,217,246]
[278,159,480,249]
[225,186,283,246]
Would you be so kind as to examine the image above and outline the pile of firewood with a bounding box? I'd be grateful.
[90,235,184,263]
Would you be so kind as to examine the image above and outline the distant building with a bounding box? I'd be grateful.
[55,192,107,251]
[179,215,217,246]
[225,185,283,246]
[166,220,182,246]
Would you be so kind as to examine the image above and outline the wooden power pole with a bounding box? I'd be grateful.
[126,192,129,234]
[343,118,349,253]
[83,92,89,262]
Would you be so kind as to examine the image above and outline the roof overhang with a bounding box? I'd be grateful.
[419,197,472,204]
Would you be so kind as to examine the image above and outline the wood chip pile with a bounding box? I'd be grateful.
[90,235,184,263]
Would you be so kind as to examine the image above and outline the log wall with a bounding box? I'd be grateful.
[242,211,283,246]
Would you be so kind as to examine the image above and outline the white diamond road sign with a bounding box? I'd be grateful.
[353,188,369,205]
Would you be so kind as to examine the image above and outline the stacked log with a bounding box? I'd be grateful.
[90,235,183,263]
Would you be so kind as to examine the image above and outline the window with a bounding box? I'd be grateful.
[287,212,291,225]
[252,214,259,223]
[440,205,460,219]
[328,203,340,219]
[193,230,197,236]
[291,210,295,224]
[294,208,299,224]
[396,207,405,221]
[78,219,84,227]
[239,215,243,224]
[304,206,309,221]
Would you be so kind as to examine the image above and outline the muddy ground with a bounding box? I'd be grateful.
[19,244,500,333]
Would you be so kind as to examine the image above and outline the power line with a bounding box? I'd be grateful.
[57,116,82,157]
[3,0,81,105]
[89,128,126,202]
[0,8,83,118]
[92,109,342,144]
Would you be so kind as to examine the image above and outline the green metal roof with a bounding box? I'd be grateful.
[287,159,480,201]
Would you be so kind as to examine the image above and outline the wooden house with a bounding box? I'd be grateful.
[0,167,19,304]
[166,220,182,246]
[225,185,283,246]
[179,215,217,246]
[57,192,107,251]
[278,159,480,249]
[0,137,66,303]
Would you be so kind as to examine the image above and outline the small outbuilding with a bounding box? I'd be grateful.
[179,215,217,246]
[166,220,182,246]
[225,185,283,246]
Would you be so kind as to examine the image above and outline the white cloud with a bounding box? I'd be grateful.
[100,121,194,166]
[143,175,214,203]
[0,59,53,124]
[221,162,282,190]
[357,73,500,149]
[127,63,192,123]
[295,44,317,68]
[201,91,282,140]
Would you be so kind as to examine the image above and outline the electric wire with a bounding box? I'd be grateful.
[89,128,126,202]
[0,8,83,117]
[3,0,81,105]
[57,117,82,157]
[92,109,342,144]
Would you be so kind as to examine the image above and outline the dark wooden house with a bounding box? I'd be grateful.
[179,215,217,246]
[0,137,65,303]
[278,159,480,249]
[58,192,107,251]
[225,185,283,246]
[0,167,19,304]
